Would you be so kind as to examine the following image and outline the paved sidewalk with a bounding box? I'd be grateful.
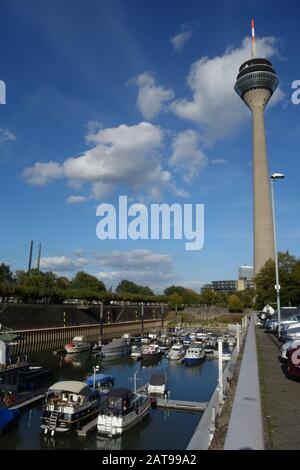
[256,327,300,449]
[224,315,264,450]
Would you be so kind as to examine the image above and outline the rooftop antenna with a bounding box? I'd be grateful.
[251,18,257,58]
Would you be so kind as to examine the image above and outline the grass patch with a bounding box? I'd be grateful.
[256,328,274,449]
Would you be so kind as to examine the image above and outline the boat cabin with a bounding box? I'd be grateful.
[101,388,136,415]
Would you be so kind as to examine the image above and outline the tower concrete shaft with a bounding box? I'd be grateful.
[235,46,278,275]
[243,88,275,274]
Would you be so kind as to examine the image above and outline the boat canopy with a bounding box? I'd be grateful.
[49,381,90,395]
[149,373,166,386]
[107,387,133,399]
[102,338,127,349]
[85,374,114,387]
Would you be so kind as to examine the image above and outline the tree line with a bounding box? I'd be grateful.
[1,251,299,310]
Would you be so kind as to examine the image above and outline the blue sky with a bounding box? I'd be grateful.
[0,0,299,292]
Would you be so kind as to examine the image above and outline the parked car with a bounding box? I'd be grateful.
[279,338,300,361]
[287,345,300,379]
[282,326,300,342]
[265,308,300,334]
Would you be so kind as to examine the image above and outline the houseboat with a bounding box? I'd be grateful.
[41,381,101,435]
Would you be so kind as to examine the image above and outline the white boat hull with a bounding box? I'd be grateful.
[64,344,91,354]
[97,401,150,436]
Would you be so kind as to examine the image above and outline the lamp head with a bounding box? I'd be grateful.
[271,173,285,180]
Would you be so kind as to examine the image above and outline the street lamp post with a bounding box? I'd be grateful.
[270,172,285,337]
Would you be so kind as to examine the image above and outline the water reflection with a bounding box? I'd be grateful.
[64,351,91,368]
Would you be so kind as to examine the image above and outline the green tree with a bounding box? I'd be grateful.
[115,280,153,296]
[228,295,244,312]
[199,288,217,306]
[71,271,106,292]
[0,263,13,283]
[164,285,185,296]
[254,251,299,309]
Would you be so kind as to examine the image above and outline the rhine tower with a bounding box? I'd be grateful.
[235,20,278,275]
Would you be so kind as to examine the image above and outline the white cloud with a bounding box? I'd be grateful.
[39,249,176,292]
[0,128,16,143]
[170,130,207,182]
[170,24,193,53]
[22,122,173,199]
[133,72,174,119]
[40,256,88,271]
[22,161,64,186]
[97,269,176,292]
[93,249,172,273]
[171,36,283,142]
[211,158,227,165]
[66,195,88,204]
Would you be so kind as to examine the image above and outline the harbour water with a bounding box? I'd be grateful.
[0,350,218,450]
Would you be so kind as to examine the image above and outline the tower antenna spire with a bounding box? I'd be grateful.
[251,18,257,58]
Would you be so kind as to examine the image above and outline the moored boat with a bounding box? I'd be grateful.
[0,408,20,435]
[86,373,114,393]
[184,346,206,365]
[97,387,150,437]
[101,338,130,360]
[141,344,161,365]
[148,373,167,396]
[168,343,185,361]
[41,381,101,435]
[64,336,91,354]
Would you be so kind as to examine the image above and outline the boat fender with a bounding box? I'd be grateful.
[4,397,13,407]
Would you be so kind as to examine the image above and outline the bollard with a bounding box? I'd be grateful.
[141,303,144,335]
[218,339,223,404]
[236,324,240,353]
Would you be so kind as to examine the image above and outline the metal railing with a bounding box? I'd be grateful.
[187,315,249,450]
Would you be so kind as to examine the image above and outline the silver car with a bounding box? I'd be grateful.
[280,338,300,360]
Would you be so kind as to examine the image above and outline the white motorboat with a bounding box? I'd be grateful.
[64,336,91,354]
[41,381,101,435]
[148,373,167,396]
[168,343,185,360]
[97,387,150,437]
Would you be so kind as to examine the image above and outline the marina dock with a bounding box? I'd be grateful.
[154,398,207,412]
[10,394,46,411]
[77,417,98,437]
